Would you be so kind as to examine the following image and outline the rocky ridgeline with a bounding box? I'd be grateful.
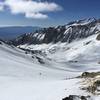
[11,18,100,46]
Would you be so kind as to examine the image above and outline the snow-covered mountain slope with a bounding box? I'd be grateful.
[11,18,100,45]
[1,18,100,100]
[0,41,75,80]
[1,32,100,100]
[18,33,100,72]
[0,40,85,100]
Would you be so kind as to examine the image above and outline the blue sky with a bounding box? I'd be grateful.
[0,0,100,27]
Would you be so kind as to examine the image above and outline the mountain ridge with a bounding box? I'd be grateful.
[11,18,100,46]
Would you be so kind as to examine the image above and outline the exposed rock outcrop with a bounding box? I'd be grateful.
[11,18,100,46]
[62,95,90,100]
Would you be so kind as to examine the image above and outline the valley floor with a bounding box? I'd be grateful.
[0,77,92,100]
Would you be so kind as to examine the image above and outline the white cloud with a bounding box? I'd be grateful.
[0,6,3,11]
[25,12,48,19]
[0,0,62,19]
[0,2,4,11]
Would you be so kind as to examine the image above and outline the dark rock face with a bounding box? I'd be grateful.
[62,95,90,100]
[35,56,45,64]
[0,41,2,45]
[11,18,100,46]
[96,33,100,40]
[81,72,100,78]
[0,39,6,45]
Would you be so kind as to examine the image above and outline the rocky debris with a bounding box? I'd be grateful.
[36,56,45,64]
[80,72,100,94]
[19,47,46,56]
[68,60,78,63]
[96,33,100,40]
[83,41,92,46]
[81,79,100,94]
[62,95,90,100]
[19,47,46,64]
[80,72,100,78]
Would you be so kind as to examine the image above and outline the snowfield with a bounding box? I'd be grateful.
[0,33,100,100]
[0,78,84,100]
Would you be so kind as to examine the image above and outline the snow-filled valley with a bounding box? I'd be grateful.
[0,32,100,100]
[18,33,100,73]
[1,18,100,100]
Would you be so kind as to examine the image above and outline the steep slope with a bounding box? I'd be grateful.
[12,18,100,45]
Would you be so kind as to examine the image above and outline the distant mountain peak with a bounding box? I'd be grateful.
[67,18,97,26]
